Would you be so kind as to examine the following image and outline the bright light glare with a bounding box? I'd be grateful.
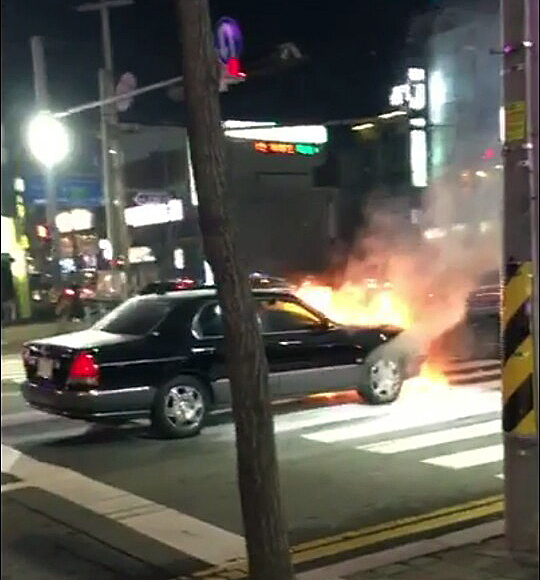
[124,199,184,228]
[352,123,375,132]
[409,83,426,111]
[224,124,328,144]
[479,221,493,234]
[410,117,426,128]
[128,246,155,264]
[389,84,409,107]
[14,177,25,192]
[475,170,488,178]
[187,141,198,207]
[174,248,185,270]
[410,129,428,187]
[378,111,407,120]
[204,261,214,286]
[408,67,426,82]
[423,227,447,240]
[55,209,93,233]
[223,120,277,129]
[27,111,70,167]
[499,106,505,142]
[429,71,446,124]
[99,239,113,260]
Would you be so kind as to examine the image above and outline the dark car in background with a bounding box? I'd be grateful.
[21,288,421,439]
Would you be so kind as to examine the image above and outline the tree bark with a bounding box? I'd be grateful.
[175,2,294,579]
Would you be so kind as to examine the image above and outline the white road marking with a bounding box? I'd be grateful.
[1,356,26,382]
[1,481,30,493]
[210,403,386,441]
[422,444,503,469]
[357,420,501,454]
[1,410,58,428]
[495,473,504,479]
[302,386,501,443]
[1,426,93,447]
[1,443,245,565]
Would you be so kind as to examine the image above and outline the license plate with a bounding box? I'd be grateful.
[37,358,53,379]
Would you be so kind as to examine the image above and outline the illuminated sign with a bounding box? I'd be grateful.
[55,209,94,233]
[253,142,320,156]
[124,199,183,228]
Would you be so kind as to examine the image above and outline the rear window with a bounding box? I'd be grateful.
[94,297,172,335]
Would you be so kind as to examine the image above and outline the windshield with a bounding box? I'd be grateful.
[93,296,172,335]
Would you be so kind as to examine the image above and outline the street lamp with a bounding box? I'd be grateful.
[26,110,70,285]
[27,111,70,167]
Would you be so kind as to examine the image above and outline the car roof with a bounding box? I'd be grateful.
[141,287,295,300]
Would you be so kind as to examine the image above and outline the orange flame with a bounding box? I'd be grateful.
[295,280,412,329]
[405,361,449,391]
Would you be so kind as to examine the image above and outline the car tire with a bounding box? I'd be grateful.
[357,357,404,405]
[151,375,210,439]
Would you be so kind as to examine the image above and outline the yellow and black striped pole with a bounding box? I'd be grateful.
[502,261,535,436]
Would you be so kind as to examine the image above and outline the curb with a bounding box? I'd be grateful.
[295,519,504,580]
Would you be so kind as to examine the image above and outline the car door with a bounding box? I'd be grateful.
[257,297,361,398]
[189,300,281,406]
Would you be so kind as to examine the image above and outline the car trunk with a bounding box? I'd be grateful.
[23,330,137,390]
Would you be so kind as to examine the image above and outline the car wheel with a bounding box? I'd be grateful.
[151,376,209,439]
[358,357,403,405]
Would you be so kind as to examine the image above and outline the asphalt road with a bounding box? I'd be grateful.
[1,354,504,579]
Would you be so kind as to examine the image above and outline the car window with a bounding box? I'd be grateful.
[259,299,322,333]
[193,302,224,338]
[94,297,172,335]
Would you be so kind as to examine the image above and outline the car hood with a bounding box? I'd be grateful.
[26,329,140,350]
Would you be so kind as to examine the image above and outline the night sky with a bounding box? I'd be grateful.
[2,0,430,135]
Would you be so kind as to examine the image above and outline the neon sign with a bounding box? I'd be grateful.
[253,141,320,156]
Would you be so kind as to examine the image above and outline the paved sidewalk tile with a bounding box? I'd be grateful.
[344,538,538,580]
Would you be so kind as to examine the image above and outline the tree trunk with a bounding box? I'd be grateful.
[175,2,294,580]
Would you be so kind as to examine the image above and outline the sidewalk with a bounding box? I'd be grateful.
[177,523,538,580]
[342,536,537,580]
[1,320,89,354]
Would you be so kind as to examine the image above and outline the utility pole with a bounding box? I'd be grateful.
[30,36,61,286]
[501,0,538,560]
[176,2,294,579]
[77,0,132,297]
[524,0,539,444]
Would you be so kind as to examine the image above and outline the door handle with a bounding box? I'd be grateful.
[191,347,216,354]
[278,340,302,346]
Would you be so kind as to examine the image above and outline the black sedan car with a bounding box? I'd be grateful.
[21,288,421,438]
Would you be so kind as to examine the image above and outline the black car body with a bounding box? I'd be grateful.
[21,288,422,438]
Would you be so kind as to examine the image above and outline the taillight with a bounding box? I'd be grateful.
[67,352,99,387]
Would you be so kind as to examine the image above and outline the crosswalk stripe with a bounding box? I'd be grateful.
[356,420,501,454]
[422,444,503,469]
[302,398,500,444]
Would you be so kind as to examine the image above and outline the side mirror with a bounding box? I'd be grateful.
[311,320,330,333]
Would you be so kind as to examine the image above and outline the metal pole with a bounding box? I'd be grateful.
[99,4,114,72]
[30,36,61,287]
[524,0,539,443]
[79,0,131,295]
[99,69,116,263]
[55,76,184,118]
[500,0,538,560]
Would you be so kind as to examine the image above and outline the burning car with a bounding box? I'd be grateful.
[20,288,422,438]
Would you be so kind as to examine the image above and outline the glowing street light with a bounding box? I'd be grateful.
[27,111,70,168]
